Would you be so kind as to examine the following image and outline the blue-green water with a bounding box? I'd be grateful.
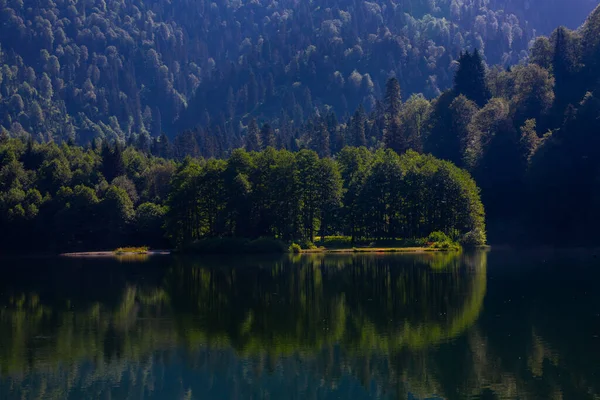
[0,250,598,399]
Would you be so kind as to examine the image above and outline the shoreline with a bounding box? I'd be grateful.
[301,247,455,254]
[59,247,458,257]
[61,250,171,257]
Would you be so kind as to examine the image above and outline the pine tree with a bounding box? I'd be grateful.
[313,121,331,158]
[245,118,261,151]
[351,105,367,147]
[100,140,125,181]
[137,133,151,153]
[153,132,172,158]
[454,49,490,107]
[259,123,276,150]
[551,27,579,124]
[384,77,404,153]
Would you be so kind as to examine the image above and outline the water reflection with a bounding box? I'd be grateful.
[0,251,598,399]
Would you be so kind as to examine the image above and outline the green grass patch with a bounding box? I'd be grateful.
[114,246,149,254]
[313,234,461,252]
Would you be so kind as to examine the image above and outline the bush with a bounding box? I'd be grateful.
[431,240,461,251]
[315,236,353,248]
[297,239,316,249]
[114,246,149,254]
[289,243,302,253]
[460,228,487,247]
[427,231,450,243]
[427,231,462,251]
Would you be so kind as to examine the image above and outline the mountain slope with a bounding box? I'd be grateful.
[0,0,589,144]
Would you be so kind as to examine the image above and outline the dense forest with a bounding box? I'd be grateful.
[0,0,594,146]
[0,137,485,252]
[2,1,600,248]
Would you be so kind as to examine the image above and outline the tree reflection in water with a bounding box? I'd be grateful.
[0,251,598,399]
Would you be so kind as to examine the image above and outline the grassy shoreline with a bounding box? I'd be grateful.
[60,247,456,257]
[60,234,468,257]
[302,247,458,253]
[61,249,171,257]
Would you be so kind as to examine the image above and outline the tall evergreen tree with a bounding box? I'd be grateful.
[550,26,580,125]
[313,121,331,158]
[259,123,276,150]
[153,132,172,159]
[100,140,125,182]
[245,118,261,151]
[454,50,490,107]
[351,105,367,147]
[384,77,404,153]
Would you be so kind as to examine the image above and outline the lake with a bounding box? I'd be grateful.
[0,250,598,399]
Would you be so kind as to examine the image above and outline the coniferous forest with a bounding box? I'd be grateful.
[2,0,600,251]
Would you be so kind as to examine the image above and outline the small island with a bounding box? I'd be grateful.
[114,246,150,255]
[61,248,171,258]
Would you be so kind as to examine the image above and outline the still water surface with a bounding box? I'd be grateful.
[0,250,598,399]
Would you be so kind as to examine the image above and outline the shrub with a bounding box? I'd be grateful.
[297,239,316,249]
[431,239,461,251]
[460,228,487,247]
[289,243,302,253]
[427,231,450,243]
[315,236,354,248]
[427,231,462,251]
[114,246,149,254]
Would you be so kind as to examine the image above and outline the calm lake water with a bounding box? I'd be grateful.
[0,250,599,399]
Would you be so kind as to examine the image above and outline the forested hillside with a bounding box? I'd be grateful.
[3,1,600,247]
[0,0,593,146]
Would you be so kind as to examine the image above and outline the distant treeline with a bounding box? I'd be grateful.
[0,137,485,253]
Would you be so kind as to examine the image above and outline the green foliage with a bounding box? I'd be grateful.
[297,239,317,250]
[5,0,600,247]
[428,231,451,243]
[0,135,488,253]
[315,236,355,248]
[114,247,149,254]
[164,147,486,251]
[431,240,461,251]
[460,228,488,248]
[0,137,177,252]
[315,236,434,249]
[289,243,302,253]
[454,50,490,107]
[135,203,168,247]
